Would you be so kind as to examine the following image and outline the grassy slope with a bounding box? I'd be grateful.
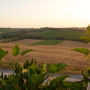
[0,28,86,42]
[37,30,83,40]
[0,28,20,33]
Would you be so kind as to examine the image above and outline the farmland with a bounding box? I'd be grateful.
[0,27,89,74]
[0,27,86,43]
[0,39,90,74]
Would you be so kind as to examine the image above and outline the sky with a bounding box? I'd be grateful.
[0,0,90,28]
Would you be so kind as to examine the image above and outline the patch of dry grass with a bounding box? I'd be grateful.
[7,39,42,45]
[0,40,90,74]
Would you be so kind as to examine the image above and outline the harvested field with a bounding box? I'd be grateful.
[0,40,90,74]
[7,39,42,45]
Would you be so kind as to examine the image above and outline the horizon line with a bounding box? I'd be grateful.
[0,26,86,29]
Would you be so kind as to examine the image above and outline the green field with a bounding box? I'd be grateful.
[32,40,63,45]
[33,30,83,40]
[0,27,86,43]
[0,28,20,33]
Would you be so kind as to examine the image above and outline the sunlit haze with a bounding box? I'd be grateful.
[0,0,90,28]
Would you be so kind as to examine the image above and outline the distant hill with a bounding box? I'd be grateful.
[0,27,87,43]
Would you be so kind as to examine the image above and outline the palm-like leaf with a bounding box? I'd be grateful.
[24,59,36,69]
[0,48,8,60]
[12,45,20,56]
[21,49,33,56]
[47,63,66,73]
[14,62,22,74]
[73,48,89,56]
[48,75,68,90]
[27,65,45,89]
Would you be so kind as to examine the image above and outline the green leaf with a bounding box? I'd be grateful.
[24,59,36,69]
[12,45,20,56]
[73,48,90,56]
[82,69,89,81]
[0,48,8,60]
[31,74,44,85]
[21,49,33,56]
[47,63,66,73]
[14,62,22,74]
[49,75,68,90]
[27,64,45,89]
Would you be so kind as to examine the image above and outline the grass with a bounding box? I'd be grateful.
[0,28,86,42]
[36,30,84,40]
[26,29,85,41]
[32,40,62,45]
[0,28,20,33]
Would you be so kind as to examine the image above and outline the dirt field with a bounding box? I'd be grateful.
[1,39,90,74]
[8,39,42,45]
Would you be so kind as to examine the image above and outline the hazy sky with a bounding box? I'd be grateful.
[0,0,90,28]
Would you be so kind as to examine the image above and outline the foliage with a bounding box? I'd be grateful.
[21,49,33,56]
[81,69,89,81]
[47,63,67,73]
[72,26,90,90]
[12,45,20,56]
[14,62,22,75]
[0,46,69,90]
[0,48,8,60]
[73,48,90,56]
[23,59,36,69]
[12,45,33,57]
[80,36,90,42]
[0,43,89,89]
[47,75,68,90]
[87,26,90,35]
[0,59,87,90]
[63,82,87,90]
[0,59,68,90]
[80,25,90,42]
